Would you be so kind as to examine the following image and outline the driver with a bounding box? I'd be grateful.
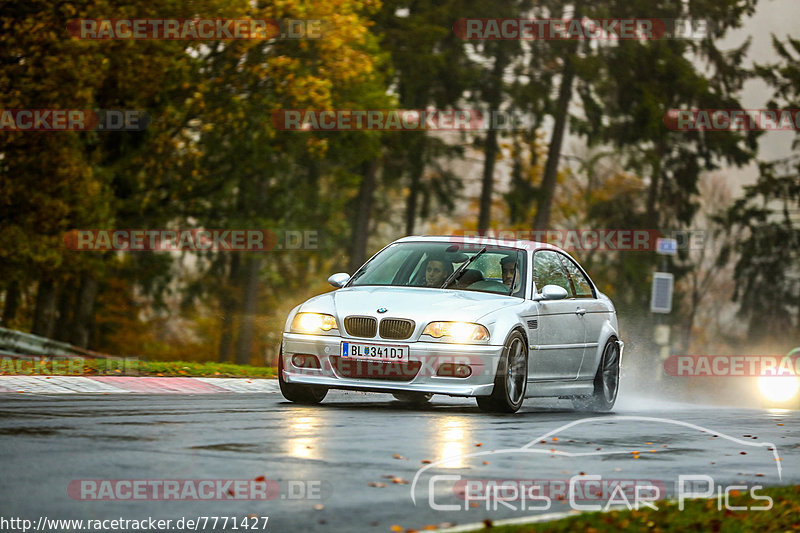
[423,255,453,287]
[501,255,518,289]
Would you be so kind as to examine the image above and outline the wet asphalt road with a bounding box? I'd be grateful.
[0,389,798,533]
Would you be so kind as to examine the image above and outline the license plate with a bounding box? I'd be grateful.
[341,342,409,362]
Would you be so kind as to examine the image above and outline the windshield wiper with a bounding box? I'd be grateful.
[441,247,487,289]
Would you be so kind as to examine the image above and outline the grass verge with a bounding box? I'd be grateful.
[1,358,277,378]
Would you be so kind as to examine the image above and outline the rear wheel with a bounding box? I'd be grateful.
[278,349,328,404]
[573,338,620,412]
[392,392,433,404]
[476,330,527,413]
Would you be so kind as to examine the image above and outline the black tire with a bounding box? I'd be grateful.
[476,330,527,413]
[392,392,433,404]
[278,349,328,404]
[572,338,620,412]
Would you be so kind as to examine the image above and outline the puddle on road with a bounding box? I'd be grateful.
[190,443,264,453]
[0,426,69,436]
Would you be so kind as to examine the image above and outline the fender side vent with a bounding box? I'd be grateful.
[527,319,538,330]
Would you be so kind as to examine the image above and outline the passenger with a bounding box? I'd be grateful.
[501,255,518,289]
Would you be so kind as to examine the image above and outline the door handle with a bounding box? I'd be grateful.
[575,307,586,316]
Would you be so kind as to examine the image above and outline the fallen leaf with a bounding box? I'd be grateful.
[482,461,489,465]
[254,476,266,482]
[421,459,432,464]
[390,526,403,532]
[475,443,483,447]
[392,477,409,485]
[313,504,324,510]
[368,482,386,488]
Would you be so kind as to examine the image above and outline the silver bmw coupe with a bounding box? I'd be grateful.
[279,235,623,413]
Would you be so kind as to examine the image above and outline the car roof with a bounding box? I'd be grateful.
[394,234,565,253]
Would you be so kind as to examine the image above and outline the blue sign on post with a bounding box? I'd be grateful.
[656,237,678,255]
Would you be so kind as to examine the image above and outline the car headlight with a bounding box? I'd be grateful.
[422,321,489,342]
[291,312,338,334]
[757,374,800,403]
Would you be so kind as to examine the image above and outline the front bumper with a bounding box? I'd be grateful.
[281,332,504,397]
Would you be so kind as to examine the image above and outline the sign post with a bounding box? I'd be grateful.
[652,237,677,382]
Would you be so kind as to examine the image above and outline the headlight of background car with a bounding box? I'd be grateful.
[291,312,338,334]
[422,321,489,342]
[757,350,800,404]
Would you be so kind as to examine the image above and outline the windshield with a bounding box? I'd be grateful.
[348,241,526,297]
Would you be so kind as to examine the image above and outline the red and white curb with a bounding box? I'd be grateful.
[0,376,279,394]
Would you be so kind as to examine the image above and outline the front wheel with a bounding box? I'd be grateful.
[278,350,328,404]
[476,331,527,413]
[573,338,620,412]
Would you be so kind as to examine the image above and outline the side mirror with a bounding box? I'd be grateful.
[537,284,568,301]
[328,272,350,288]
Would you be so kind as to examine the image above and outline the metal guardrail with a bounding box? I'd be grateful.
[0,326,105,359]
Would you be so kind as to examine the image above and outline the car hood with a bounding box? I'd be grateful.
[301,286,518,325]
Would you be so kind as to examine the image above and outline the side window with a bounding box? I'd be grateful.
[560,255,594,298]
[533,251,573,296]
